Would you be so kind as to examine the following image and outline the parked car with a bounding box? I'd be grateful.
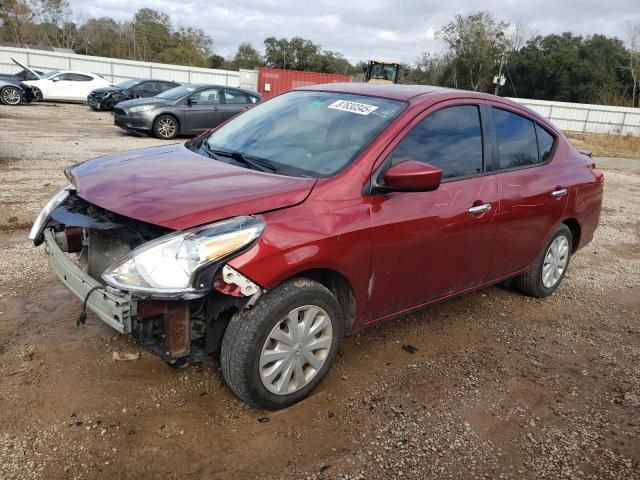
[0,78,38,105]
[22,70,112,102]
[113,83,261,139]
[88,78,181,111]
[0,57,45,82]
[30,84,604,410]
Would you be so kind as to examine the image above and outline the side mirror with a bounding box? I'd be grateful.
[187,97,197,105]
[379,160,442,192]
[51,77,59,82]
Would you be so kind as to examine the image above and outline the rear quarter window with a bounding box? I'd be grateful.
[493,108,539,169]
[536,124,556,162]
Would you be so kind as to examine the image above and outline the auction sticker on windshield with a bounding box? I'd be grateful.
[328,100,379,115]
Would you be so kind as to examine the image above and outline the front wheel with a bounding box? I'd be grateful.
[1,86,22,105]
[153,114,178,139]
[30,87,42,102]
[221,278,343,410]
[516,223,572,298]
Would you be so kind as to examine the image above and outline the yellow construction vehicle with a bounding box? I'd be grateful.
[363,60,402,84]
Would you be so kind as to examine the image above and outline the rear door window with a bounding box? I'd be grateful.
[389,105,484,180]
[190,88,222,104]
[224,90,251,104]
[493,108,539,169]
[73,74,93,82]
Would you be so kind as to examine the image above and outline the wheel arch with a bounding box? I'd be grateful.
[561,217,581,253]
[284,268,357,335]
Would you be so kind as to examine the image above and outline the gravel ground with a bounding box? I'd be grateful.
[0,103,639,480]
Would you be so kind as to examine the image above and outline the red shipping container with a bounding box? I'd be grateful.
[258,67,352,99]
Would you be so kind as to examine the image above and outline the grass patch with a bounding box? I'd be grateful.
[566,132,640,159]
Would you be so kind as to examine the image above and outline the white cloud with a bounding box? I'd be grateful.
[70,0,640,64]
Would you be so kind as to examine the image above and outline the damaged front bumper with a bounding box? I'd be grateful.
[45,229,135,333]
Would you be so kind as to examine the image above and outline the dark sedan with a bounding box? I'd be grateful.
[113,84,261,139]
[88,78,180,111]
[0,78,38,105]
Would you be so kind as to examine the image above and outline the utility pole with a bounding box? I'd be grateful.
[493,51,507,96]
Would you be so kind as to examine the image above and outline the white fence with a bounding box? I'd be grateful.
[510,97,640,137]
[0,46,259,91]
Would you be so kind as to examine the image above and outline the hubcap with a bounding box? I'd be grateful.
[542,235,569,288]
[259,305,333,395]
[157,118,176,138]
[2,87,21,105]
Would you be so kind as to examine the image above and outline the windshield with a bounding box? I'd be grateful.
[116,79,139,89]
[370,63,398,81]
[193,91,405,177]
[157,85,197,100]
[43,70,61,79]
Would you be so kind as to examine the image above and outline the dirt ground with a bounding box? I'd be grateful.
[0,103,639,480]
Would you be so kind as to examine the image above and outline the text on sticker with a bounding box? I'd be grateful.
[328,100,379,116]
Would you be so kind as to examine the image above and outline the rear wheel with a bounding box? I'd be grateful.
[1,86,22,105]
[516,224,572,298]
[153,114,178,140]
[221,278,343,410]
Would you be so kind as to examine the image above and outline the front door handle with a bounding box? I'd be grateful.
[468,203,492,215]
[551,188,568,198]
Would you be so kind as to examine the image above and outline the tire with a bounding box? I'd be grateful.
[221,278,343,410]
[152,114,179,140]
[1,86,22,105]
[31,87,42,102]
[516,223,572,298]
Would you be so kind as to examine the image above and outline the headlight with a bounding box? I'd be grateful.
[128,105,155,113]
[29,184,73,245]
[102,216,264,297]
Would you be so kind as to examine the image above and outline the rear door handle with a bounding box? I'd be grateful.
[551,188,568,198]
[468,203,492,215]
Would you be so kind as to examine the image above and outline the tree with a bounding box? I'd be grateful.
[405,52,451,85]
[132,8,172,61]
[437,12,509,91]
[264,36,320,70]
[503,33,631,105]
[624,24,640,108]
[231,42,263,69]
[0,0,36,45]
[208,53,227,69]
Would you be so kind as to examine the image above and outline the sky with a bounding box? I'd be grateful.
[70,0,640,65]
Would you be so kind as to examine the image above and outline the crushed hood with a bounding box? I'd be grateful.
[67,144,317,230]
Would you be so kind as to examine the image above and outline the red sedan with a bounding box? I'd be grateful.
[30,83,604,409]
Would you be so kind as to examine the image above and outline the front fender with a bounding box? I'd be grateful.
[227,199,372,320]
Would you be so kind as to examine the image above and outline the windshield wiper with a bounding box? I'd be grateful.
[206,146,277,173]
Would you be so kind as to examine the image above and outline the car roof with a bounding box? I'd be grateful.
[296,82,546,123]
[186,84,261,97]
[297,82,456,101]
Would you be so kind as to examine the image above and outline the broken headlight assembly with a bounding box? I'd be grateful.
[102,216,264,298]
[29,183,73,245]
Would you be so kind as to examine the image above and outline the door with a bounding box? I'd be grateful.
[367,103,498,320]
[487,107,569,279]
[182,87,225,133]
[71,73,99,101]
[47,72,76,100]
[131,81,163,98]
[219,89,253,121]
